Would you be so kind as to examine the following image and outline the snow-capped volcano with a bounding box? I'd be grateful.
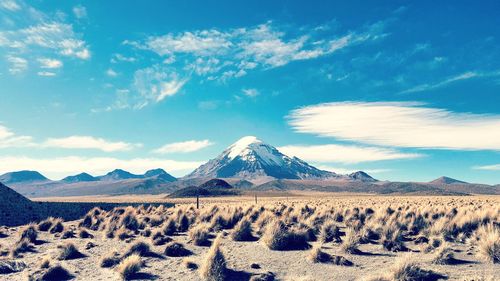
[186,136,339,180]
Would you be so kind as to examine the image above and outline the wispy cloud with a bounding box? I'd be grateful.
[0,22,91,60]
[242,88,260,98]
[106,68,118,77]
[0,124,34,148]
[72,5,87,19]
[111,53,136,63]
[6,55,27,74]
[400,71,500,94]
[289,101,500,150]
[128,20,387,81]
[0,0,20,11]
[278,144,422,164]
[0,156,203,179]
[37,58,63,69]
[43,136,142,152]
[153,139,214,154]
[132,65,188,108]
[472,164,500,171]
[37,71,56,77]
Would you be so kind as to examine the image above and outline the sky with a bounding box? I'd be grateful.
[0,0,499,184]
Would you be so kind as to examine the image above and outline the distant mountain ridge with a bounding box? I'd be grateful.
[0,168,177,184]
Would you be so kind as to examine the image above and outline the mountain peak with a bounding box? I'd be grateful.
[62,172,97,183]
[99,169,142,181]
[349,171,377,182]
[227,136,262,159]
[430,176,467,185]
[144,168,177,182]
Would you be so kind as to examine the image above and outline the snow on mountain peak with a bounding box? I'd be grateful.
[227,136,262,159]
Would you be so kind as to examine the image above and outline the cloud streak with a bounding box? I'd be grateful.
[153,139,214,154]
[43,136,142,152]
[278,144,422,164]
[400,71,500,94]
[288,101,500,150]
[473,164,500,171]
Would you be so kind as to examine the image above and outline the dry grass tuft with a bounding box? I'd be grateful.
[0,260,26,274]
[123,241,153,258]
[37,217,54,232]
[164,242,192,257]
[189,223,211,246]
[340,228,360,254]
[231,218,254,241]
[57,242,84,260]
[49,218,64,234]
[262,220,309,251]
[319,222,341,243]
[10,238,34,257]
[30,264,73,281]
[432,245,456,265]
[200,235,227,281]
[100,252,121,268]
[20,223,38,243]
[116,254,142,280]
[476,224,500,263]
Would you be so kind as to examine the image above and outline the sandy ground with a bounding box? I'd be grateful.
[1,195,499,280]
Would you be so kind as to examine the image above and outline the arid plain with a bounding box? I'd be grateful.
[1,193,498,281]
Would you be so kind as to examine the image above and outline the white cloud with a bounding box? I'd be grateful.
[111,53,136,63]
[6,55,27,74]
[289,101,500,150]
[130,21,386,80]
[133,65,188,107]
[144,29,231,56]
[0,0,20,11]
[0,22,90,60]
[106,68,118,77]
[0,156,203,179]
[153,139,214,154]
[43,136,142,152]
[400,71,500,94]
[37,71,56,76]
[278,144,422,164]
[473,164,500,171]
[0,124,34,148]
[37,58,62,69]
[242,88,259,97]
[72,5,87,19]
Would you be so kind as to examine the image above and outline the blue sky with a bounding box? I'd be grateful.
[0,0,499,184]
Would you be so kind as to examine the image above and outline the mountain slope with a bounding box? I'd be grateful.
[0,170,49,184]
[186,136,338,180]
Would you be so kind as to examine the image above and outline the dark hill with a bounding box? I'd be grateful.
[168,179,238,198]
[199,178,233,189]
